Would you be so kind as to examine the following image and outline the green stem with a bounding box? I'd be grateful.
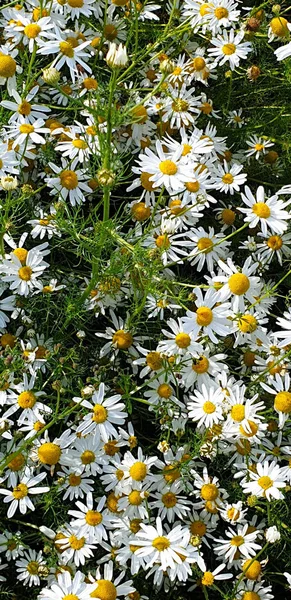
[102,70,117,222]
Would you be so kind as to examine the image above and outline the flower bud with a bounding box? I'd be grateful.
[1,175,18,190]
[106,43,128,68]
[42,67,61,85]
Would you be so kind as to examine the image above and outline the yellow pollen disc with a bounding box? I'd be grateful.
[222,43,236,55]
[129,461,147,481]
[152,536,170,551]
[228,273,250,295]
[215,6,228,18]
[185,180,200,192]
[200,102,212,115]
[157,383,172,399]
[18,100,31,116]
[270,16,289,37]
[242,593,260,600]
[205,500,218,514]
[172,66,182,76]
[68,473,81,486]
[227,507,239,521]
[199,3,212,16]
[131,202,151,221]
[192,356,209,374]
[230,404,245,422]
[104,24,118,41]
[83,77,98,90]
[128,490,142,505]
[267,235,283,250]
[193,57,206,71]
[13,247,28,263]
[12,482,28,499]
[68,0,84,6]
[181,143,192,156]
[34,421,45,432]
[196,306,213,326]
[59,41,74,57]
[60,170,78,190]
[163,464,180,483]
[243,350,255,367]
[172,99,189,112]
[63,595,79,600]
[17,390,36,409]
[19,123,34,135]
[38,442,61,465]
[92,404,108,424]
[155,234,170,249]
[146,351,163,371]
[222,173,234,184]
[27,560,39,575]
[130,519,142,533]
[69,535,85,550]
[169,198,183,214]
[201,483,218,501]
[190,520,206,536]
[254,143,264,152]
[238,314,257,334]
[230,535,244,546]
[202,571,214,586]
[258,475,273,490]
[274,391,291,413]
[72,138,87,149]
[0,54,16,78]
[175,332,191,348]
[140,171,154,191]
[85,510,103,526]
[221,208,235,225]
[24,23,41,38]
[131,105,148,123]
[197,237,213,253]
[8,453,25,471]
[239,420,258,437]
[112,329,133,349]
[162,491,177,507]
[242,559,262,580]
[159,160,178,175]
[18,266,32,281]
[252,202,271,218]
[104,441,118,456]
[203,401,216,414]
[81,450,95,464]
[90,579,117,600]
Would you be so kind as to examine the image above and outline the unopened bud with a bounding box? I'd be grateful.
[97,168,115,187]
[159,59,175,74]
[106,42,128,68]
[42,67,61,85]
[1,175,18,190]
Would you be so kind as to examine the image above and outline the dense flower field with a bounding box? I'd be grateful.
[2,0,291,599]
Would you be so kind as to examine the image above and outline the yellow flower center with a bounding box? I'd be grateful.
[131,202,151,221]
[190,520,206,536]
[85,510,103,526]
[243,350,255,367]
[222,43,236,55]
[8,453,25,471]
[128,490,143,505]
[38,442,61,465]
[90,580,117,600]
[72,138,87,149]
[60,170,78,190]
[242,559,262,580]
[17,390,36,409]
[238,314,257,334]
[228,273,250,295]
[242,593,260,600]
[193,57,206,71]
[83,77,98,90]
[106,492,120,513]
[270,16,289,37]
[159,160,178,175]
[230,404,245,422]
[157,383,172,399]
[175,332,191,348]
[196,306,213,326]
[59,41,74,57]
[258,475,273,490]
[252,202,271,218]
[69,535,85,550]
[18,266,32,281]
[92,404,108,423]
[230,535,244,546]
[199,3,212,16]
[172,99,189,112]
[131,105,148,123]
[19,123,34,134]
[104,441,118,456]
[12,482,28,499]
[201,483,218,501]
[152,536,170,551]
[181,143,192,156]
[63,595,80,600]
[197,237,213,253]
[140,171,154,191]
[68,0,84,6]
[104,24,118,41]
[68,473,82,486]
[274,391,291,413]
[185,180,200,193]
[112,329,133,349]
[24,24,41,38]
[203,401,216,414]
[27,560,39,575]
[222,173,234,184]
[205,500,218,514]
[215,6,228,18]
[227,507,240,521]
[163,464,180,483]
[81,450,96,464]
[202,571,214,586]
[267,235,283,250]
[200,102,212,115]
[162,492,177,507]
[18,100,31,116]
[192,356,209,373]
[146,351,162,371]
[0,54,16,78]
[169,198,183,214]
[129,461,147,481]
[239,420,258,437]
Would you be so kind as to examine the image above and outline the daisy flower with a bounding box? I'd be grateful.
[162,84,200,128]
[213,523,261,562]
[68,494,111,542]
[1,86,51,124]
[2,373,51,425]
[39,569,95,600]
[37,32,92,84]
[211,160,247,194]
[54,126,92,163]
[75,382,127,441]
[188,226,231,272]
[261,373,291,427]
[245,135,274,160]
[208,0,240,32]
[88,561,135,600]
[134,516,190,570]
[182,287,231,343]
[226,108,245,127]
[239,185,291,235]
[11,16,54,52]
[180,350,228,390]
[236,580,274,600]
[157,317,202,357]
[57,466,94,501]
[256,231,291,266]
[136,139,197,192]
[150,482,191,523]
[55,525,96,566]
[45,160,92,206]
[0,45,21,93]
[187,384,224,429]
[214,257,262,313]
[5,116,49,148]
[241,460,286,500]
[208,30,252,70]
[200,563,233,587]
[0,467,49,518]
[16,549,46,587]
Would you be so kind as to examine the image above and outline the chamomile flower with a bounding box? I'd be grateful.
[75,383,127,441]
[16,549,46,587]
[245,135,274,160]
[134,516,190,570]
[208,30,252,70]
[241,460,286,500]
[214,523,261,562]
[182,287,231,343]
[0,468,49,518]
[261,373,291,428]
[5,117,49,148]
[88,561,134,600]
[37,32,92,84]
[215,257,262,313]
[136,140,197,192]
[68,494,111,541]
[162,84,200,128]
[188,227,231,272]
[239,186,291,235]
[212,160,247,194]
[181,350,228,390]
[1,86,51,123]
[157,318,202,357]
[45,161,92,206]
[188,385,224,429]
[39,570,95,600]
